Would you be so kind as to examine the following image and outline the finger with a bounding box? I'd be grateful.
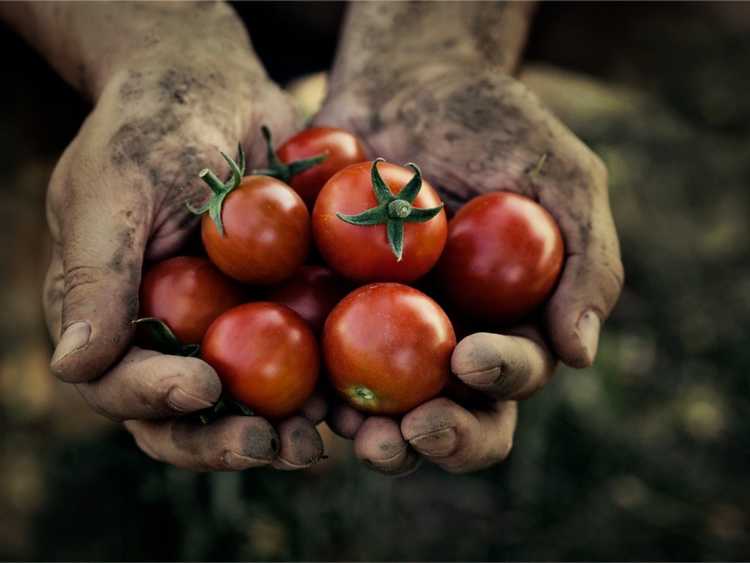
[271,416,325,470]
[47,148,151,383]
[353,417,421,477]
[124,415,279,471]
[75,347,221,421]
[327,401,366,439]
[541,161,624,368]
[402,398,517,474]
[300,389,328,425]
[451,327,556,400]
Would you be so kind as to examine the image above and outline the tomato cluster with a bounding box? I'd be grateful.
[136,126,564,419]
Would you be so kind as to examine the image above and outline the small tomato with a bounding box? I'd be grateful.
[139,256,246,345]
[313,160,447,283]
[265,265,349,334]
[191,147,310,285]
[202,302,319,419]
[323,283,455,415]
[437,191,564,324]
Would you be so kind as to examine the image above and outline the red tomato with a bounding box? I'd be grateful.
[265,265,349,334]
[139,256,246,344]
[201,175,310,285]
[313,161,447,283]
[202,303,319,419]
[323,283,456,415]
[437,192,564,324]
[277,127,368,209]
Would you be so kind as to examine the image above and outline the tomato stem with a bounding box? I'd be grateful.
[199,169,226,195]
[336,159,444,261]
[186,144,246,236]
[250,125,329,183]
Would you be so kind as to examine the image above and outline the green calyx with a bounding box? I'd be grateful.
[250,125,328,183]
[186,144,247,236]
[336,158,444,261]
[132,318,200,357]
[198,395,254,425]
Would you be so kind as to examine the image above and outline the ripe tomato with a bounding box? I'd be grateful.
[202,302,319,419]
[437,192,564,324]
[265,265,349,334]
[323,283,456,415]
[195,148,310,284]
[139,256,246,344]
[275,127,368,209]
[313,160,447,283]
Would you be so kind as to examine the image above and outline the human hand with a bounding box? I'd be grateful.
[316,62,623,474]
[43,11,325,470]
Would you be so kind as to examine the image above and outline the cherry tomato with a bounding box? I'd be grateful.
[202,302,319,419]
[277,127,368,209]
[323,283,456,415]
[200,175,310,285]
[139,256,246,344]
[265,265,350,334]
[313,160,447,283]
[437,192,564,324]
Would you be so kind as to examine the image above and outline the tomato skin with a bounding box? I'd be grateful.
[202,302,319,419]
[323,283,456,415]
[437,192,564,324]
[265,265,350,334]
[277,127,368,209]
[139,256,246,344]
[201,176,310,285]
[313,161,448,283]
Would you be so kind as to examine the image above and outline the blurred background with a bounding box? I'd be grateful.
[2,2,750,560]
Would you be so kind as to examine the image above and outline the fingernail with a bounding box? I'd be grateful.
[460,366,503,386]
[50,321,91,368]
[166,387,215,413]
[223,451,272,470]
[408,427,457,457]
[577,310,601,366]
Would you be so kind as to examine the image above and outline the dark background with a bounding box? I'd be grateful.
[1,2,749,560]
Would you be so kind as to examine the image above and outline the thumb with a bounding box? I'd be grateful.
[543,163,624,368]
[49,167,151,383]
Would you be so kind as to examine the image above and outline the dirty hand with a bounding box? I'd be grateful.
[33,3,324,471]
[316,2,624,475]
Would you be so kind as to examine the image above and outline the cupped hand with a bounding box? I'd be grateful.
[316,63,623,474]
[43,50,326,470]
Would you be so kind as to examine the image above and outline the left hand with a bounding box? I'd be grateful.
[315,63,623,475]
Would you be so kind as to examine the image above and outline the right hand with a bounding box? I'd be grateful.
[43,50,327,471]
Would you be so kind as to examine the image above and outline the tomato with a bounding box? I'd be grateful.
[265,265,349,334]
[202,302,319,419]
[139,256,246,344]
[437,192,564,324]
[194,148,310,284]
[313,160,447,283]
[275,127,368,209]
[323,283,455,415]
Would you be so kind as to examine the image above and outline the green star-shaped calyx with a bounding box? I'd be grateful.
[336,158,444,261]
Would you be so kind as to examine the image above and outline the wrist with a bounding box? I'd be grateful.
[328,1,535,94]
[2,2,268,103]
[91,5,268,102]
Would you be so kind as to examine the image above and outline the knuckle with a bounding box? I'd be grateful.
[63,265,106,297]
